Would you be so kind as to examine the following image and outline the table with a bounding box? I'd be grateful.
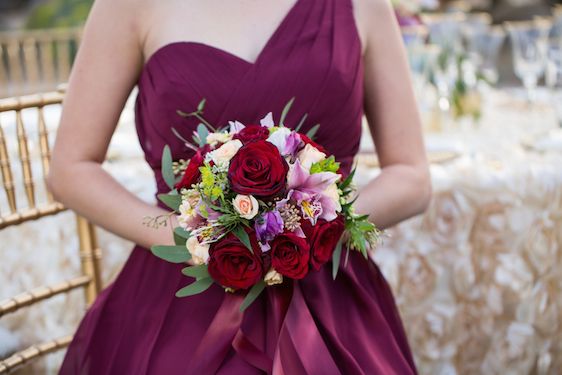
[1,88,561,374]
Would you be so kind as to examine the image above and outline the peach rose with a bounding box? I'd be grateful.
[186,236,210,265]
[232,194,259,220]
[206,132,232,146]
[209,139,243,165]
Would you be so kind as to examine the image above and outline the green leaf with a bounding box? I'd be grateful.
[339,167,356,191]
[332,238,343,280]
[176,109,189,117]
[197,123,209,147]
[294,113,308,133]
[182,265,210,279]
[175,277,214,297]
[151,245,191,263]
[279,97,295,126]
[157,193,182,211]
[197,98,206,112]
[174,227,191,239]
[161,145,175,189]
[232,225,253,253]
[309,155,340,174]
[306,124,321,140]
[360,239,368,258]
[173,232,186,246]
[240,280,266,312]
[173,227,191,245]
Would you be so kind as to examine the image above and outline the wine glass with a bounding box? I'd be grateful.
[546,40,562,127]
[464,25,506,85]
[505,20,551,103]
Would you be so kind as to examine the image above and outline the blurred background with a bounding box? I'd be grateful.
[1,0,562,374]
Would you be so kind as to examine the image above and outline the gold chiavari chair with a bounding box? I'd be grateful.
[0,27,82,99]
[0,90,102,373]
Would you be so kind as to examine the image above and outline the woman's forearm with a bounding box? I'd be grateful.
[353,164,432,230]
[47,161,176,250]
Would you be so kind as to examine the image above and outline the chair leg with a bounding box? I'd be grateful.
[75,214,102,306]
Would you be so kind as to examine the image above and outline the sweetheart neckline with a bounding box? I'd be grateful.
[137,0,302,78]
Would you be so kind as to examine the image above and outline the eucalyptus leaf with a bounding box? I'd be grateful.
[232,226,253,253]
[197,123,209,147]
[332,238,343,280]
[171,127,190,144]
[294,113,308,132]
[182,265,210,279]
[173,232,186,246]
[197,98,206,112]
[306,124,321,140]
[151,245,191,263]
[240,280,266,312]
[174,227,191,239]
[279,97,295,126]
[157,193,182,211]
[161,145,175,189]
[175,277,213,297]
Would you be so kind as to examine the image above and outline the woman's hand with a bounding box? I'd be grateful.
[352,0,432,229]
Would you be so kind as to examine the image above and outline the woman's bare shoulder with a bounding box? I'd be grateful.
[351,0,396,56]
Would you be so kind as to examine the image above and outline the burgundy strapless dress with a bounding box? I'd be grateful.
[60,0,418,373]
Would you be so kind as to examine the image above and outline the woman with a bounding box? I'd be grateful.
[49,0,431,373]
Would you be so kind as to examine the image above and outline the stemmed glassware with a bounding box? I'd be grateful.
[464,25,506,85]
[505,19,551,102]
[546,38,562,127]
[422,13,465,112]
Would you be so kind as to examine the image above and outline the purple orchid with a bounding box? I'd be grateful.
[267,127,302,156]
[254,210,284,251]
[228,120,246,134]
[287,160,340,224]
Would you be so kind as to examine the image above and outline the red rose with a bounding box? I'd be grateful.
[228,140,289,198]
[233,125,270,144]
[175,144,211,190]
[304,216,345,271]
[271,232,310,279]
[207,231,264,290]
[299,134,327,154]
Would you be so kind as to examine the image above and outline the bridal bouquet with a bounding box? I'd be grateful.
[147,98,380,310]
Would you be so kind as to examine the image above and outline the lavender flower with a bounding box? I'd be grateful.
[254,210,284,251]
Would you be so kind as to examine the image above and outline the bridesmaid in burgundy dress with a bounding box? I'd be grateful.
[49,0,431,373]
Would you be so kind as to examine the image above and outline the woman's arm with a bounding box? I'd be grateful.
[353,0,432,229]
[47,0,176,249]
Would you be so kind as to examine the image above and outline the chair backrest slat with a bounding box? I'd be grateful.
[0,123,17,213]
[37,105,53,203]
[0,28,83,98]
[15,107,36,209]
[22,38,40,92]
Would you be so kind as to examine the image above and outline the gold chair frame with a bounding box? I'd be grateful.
[0,27,83,98]
[0,90,102,374]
